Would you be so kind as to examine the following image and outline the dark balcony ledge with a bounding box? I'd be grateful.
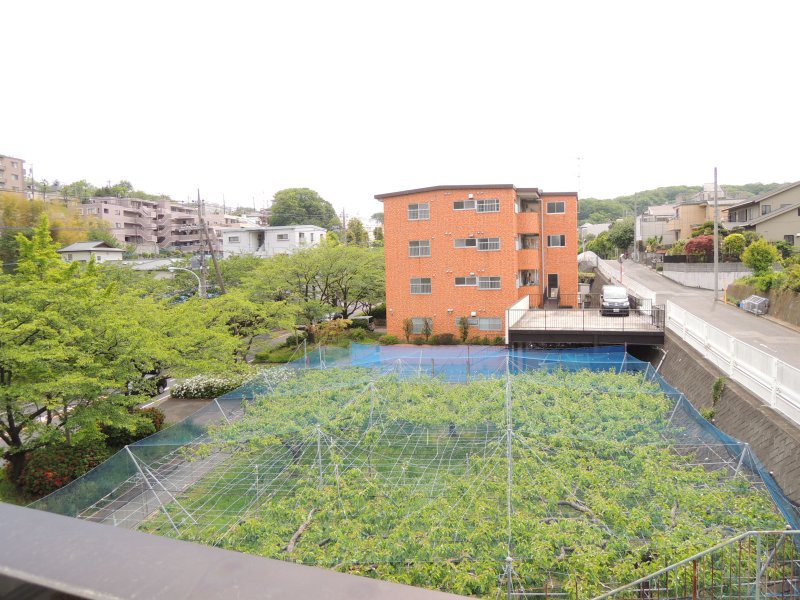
[0,503,467,600]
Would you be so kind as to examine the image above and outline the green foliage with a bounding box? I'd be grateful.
[371,212,384,225]
[378,334,400,345]
[101,407,166,448]
[345,217,369,246]
[784,264,800,292]
[722,233,746,260]
[773,240,794,260]
[141,368,784,598]
[457,317,471,343]
[585,231,615,259]
[421,317,433,341]
[170,374,249,399]
[712,377,726,406]
[430,333,457,345]
[578,272,595,283]
[19,437,111,497]
[269,188,340,230]
[741,240,780,276]
[645,235,662,253]
[666,240,686,256]
[366,303,386,319]
[607,217,634,251]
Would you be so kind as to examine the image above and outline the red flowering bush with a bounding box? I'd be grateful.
[101,407,166,448]
[19,438,111,497]
[684,235,715,259]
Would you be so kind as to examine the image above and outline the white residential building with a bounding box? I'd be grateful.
[221,225,327,258]
[56,241,125,263]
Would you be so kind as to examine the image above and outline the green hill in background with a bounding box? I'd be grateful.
[579,182,788,224]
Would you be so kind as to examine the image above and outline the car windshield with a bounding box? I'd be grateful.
[605,288,627,299]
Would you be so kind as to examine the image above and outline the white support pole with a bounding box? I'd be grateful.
[143,464,198,525]
[213,398,231,424]
[126,446,179,534]
[316,425,323,489]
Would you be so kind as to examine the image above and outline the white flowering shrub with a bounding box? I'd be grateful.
[170,374,248,399]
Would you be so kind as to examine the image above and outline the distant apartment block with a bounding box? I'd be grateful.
[0,154,26,194]
[220,225,327,258]
[376,184,578,340]
[77,197,241,254]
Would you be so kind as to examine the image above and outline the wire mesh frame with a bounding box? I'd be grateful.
[29,344,800,599]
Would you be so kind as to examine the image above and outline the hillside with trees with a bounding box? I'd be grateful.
[579,182,789,224]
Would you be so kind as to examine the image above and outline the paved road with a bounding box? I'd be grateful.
[605,259,800,370]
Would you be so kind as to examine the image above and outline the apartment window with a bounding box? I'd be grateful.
[277,233,289,241]
[454,238,478,248]
[228,236,240,243]
[67,253,73,261]
[410,277,432,294]
[454,316,501,331]
[518,270,540,286]
[547,235,566,247]
[477,276,501,290]
[299,232,305,239]
[728,212,737,223]
[761,204,771,215]
[10,161,17,168]
[408,203,430,220]
[478,237,500,251]
[310,233,315,242]
[478,317,501,331]
[454,276,477,286]
[96,255,103,262]
[411,317,433,334]
[476,198,500,213]
[104,208,109,213]
[547,201,565,214]
[408,240,431,257]
[453,200,475,210]
[785,234,796,246]
[115,223,122,228]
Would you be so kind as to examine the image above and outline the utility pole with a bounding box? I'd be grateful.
[341,208,347,244]
[713,168,719,302]
[198,190,226,295]
[633,193,638,261]
[196,190,207,299]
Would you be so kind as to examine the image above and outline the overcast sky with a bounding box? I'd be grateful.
[4,1,798,222]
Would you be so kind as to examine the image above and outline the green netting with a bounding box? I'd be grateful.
[30,344,800,599]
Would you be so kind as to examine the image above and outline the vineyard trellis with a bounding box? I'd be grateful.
[31,345,800,599]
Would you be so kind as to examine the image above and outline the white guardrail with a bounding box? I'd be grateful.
[666,300,800,426]
[596,259,656,302]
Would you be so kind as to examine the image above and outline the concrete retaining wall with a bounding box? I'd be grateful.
[657,332,800,504]
[662,262,751,290]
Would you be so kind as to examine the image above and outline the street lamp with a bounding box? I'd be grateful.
[168,266,203,298]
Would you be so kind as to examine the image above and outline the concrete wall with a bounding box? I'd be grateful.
[662,262,751,290]
[656,332,800,503]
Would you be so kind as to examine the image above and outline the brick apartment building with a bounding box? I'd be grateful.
[0,154,26,194]
[375,184,578,340]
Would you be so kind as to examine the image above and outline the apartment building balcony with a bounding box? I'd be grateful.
[515,211,541,231]
[506,293,665,346]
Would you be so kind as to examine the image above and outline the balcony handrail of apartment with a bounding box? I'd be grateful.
[592,529,800,600]
[507,305,666,332]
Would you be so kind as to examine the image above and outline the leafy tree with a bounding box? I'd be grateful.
[87,227,122,248]
[722,233,746,260]
[666,240,686,256]
[0,216,245,483]
[60,180,96,199]
[421,318,433,342]
[585,231,615,259]
[607,217,634,252]
[458,317,471,343]
[371,212,384,225]
[645,235,662,253]
[269,188,340,230]
[741,240,780,276]
[402,318,413,342]
[94,180,134,198]
[345,217,369,246]
[773,240,794,260]
[373,226,384,242]
[684,235,715,259]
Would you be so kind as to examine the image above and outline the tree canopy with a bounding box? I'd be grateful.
[270,188,340,230]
